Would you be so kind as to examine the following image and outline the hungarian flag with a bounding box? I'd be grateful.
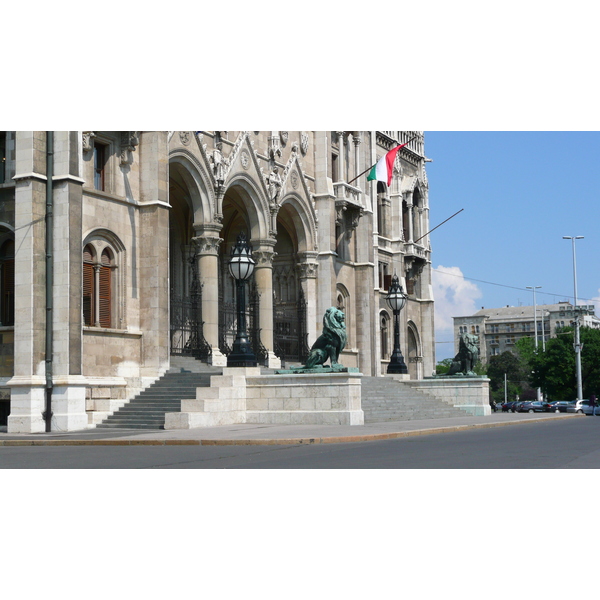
[366,142,410,186]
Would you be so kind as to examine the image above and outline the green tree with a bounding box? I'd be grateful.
[436,358,453,375]
[515,326,600,401]
[486,350,530,403]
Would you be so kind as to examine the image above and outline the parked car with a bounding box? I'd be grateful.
[513,400,531,412]
[502,401,519,412]
[549,401,574,413]
[517,400,552,413]
[567,399,590,414]
[582,401,600,416]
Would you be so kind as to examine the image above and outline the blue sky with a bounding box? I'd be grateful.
[425,132,600,360]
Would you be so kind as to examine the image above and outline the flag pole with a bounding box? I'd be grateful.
[413,208,464,244]
[347,136,417,186]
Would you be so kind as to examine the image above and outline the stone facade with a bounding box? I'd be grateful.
[0,131,435,432]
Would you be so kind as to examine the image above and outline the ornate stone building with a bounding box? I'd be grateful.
[0,131,435,432]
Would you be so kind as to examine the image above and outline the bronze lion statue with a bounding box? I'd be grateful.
[448,332,479,376]
[303,307,348,369]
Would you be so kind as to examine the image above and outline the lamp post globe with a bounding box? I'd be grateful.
[227,232,257,367]
[386,274,408,375]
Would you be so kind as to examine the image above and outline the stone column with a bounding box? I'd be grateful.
[406,194,414,242]
[192,227,226,366]
[297,252,319,350]
[314,132,337,328]
[252,239,280,369]
[417,206,424,244]
[7,132,47,432]
[138,132,170,385]
[352,133,361,183]
[45,131,87,431]
[336,131,345,182]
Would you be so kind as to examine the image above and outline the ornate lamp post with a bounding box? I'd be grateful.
[227,232,257,367]
[386,274,408,374]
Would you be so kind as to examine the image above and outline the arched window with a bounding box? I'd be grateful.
[337,285,351,347]
[380,312,390,360]
[0,239,14,326]
[83,239,119,328]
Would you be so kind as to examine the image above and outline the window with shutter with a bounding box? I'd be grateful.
[98,264,111,328]
[83,240,118,329]
[83,262,94,326]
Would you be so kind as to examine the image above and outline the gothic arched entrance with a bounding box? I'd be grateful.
[168,160,211,360]
[218,182,270,365]
[407,323,422,380]
[272,220,308,365]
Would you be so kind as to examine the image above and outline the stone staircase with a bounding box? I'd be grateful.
[361,376,470,423]
[95,357,222,430]
[95,358,470,429]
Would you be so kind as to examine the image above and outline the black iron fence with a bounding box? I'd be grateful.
[170,257,211,361]
[273,287,309,365]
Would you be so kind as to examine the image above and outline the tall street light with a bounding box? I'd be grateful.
[526,285,542,401]
[563,236,584,402]
[228,232,257,368]
[526,286,541,349]
[386,274,408,374]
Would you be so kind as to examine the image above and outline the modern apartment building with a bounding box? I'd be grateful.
[453,301,600,363]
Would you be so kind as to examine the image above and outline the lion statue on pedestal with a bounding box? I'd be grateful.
[303,307,348,369]
[448,332,479,376]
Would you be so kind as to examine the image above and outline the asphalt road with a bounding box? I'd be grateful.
[1,417,600,468]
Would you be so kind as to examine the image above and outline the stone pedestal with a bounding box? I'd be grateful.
[164,367,259,429]
[412,376,491,416]
[245,371,364,425]
[7,377,46,433]
[164,367,364,428]
[386,373,411,381]
[50,376,89,431]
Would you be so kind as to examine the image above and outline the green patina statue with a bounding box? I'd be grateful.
[303,307,347,369]
[447,332,479,376]
[275,307,359,374]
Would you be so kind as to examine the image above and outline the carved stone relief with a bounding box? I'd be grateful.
[82,132,96,153]
[241,150,250,170]
[290,170,299,190]
[300,132,309,155]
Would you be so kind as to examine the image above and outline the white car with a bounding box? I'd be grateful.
[567,399,597,414]
[582,401,600,416]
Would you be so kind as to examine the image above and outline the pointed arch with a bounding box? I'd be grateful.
[223,175,271,241]
[169,149,214,224]
[407,320,422,379]
[278,192,318,253]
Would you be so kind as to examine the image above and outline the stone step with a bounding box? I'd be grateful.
[361,376,469,423]
[96,365,470,429]
[96,423,164,430]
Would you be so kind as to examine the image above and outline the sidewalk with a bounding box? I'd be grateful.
[0,412,583,446]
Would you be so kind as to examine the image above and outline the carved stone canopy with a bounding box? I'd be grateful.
[335,198,363,238]
[120,131,139,166]
[405,255,426,281]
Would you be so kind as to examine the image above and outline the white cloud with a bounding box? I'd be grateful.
[432,265,483,333]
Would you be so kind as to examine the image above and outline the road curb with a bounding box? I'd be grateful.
[0,414,583,447]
